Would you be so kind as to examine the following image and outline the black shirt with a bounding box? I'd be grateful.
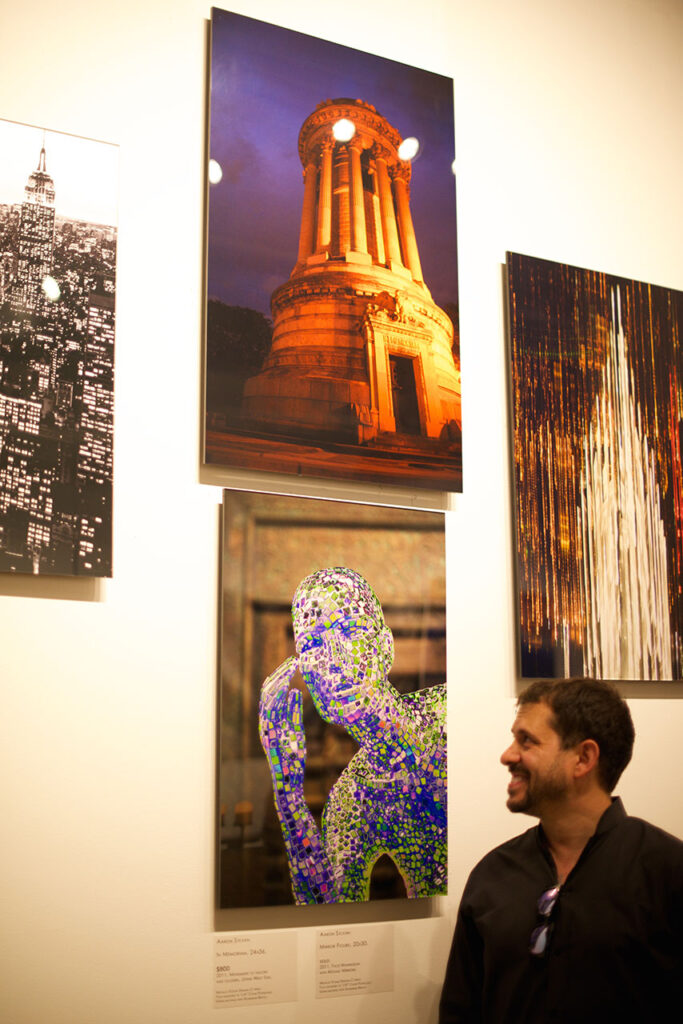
[439,799,683,1023]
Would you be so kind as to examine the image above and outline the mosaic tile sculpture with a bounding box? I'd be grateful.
[259,567,447,903]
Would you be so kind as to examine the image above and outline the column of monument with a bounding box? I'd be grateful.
[335,147,351,254]
[375,154,402,268]
[347,141,368,255]
[296,160,318,264]
[370,169,385,265]
[316,142,333,253]
[393,173,423,283]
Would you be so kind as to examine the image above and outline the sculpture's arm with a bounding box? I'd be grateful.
[258,657,337,904]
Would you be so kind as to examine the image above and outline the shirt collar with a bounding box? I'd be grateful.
[536,795,626,856]
[594,795,627,835]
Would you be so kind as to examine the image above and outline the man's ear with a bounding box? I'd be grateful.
[574,738,600,779]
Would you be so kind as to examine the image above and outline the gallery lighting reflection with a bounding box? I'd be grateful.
[398,136,420,161]
[332,118,355,142]
[208,159,223,184]
[41,275,60,301]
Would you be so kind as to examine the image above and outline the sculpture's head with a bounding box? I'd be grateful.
[291,567,394,726]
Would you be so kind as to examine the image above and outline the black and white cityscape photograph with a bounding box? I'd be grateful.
[0,118,117,576]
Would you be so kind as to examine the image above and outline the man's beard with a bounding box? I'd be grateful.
[506,765,569,815]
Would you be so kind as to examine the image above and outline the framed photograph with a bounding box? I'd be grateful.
[0,118,117,576]
[218,489,447,907]
[507,251,683,680]
[205,8,461,492]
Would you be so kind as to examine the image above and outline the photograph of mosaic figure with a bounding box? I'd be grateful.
[507,252,683,680]
[260,567,446,904]
[205,8,461,491]
[217,491,446,908]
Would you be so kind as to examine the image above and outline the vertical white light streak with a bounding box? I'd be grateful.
[580,288,672,679]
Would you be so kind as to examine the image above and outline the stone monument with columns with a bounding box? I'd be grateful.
[242,98,460,450]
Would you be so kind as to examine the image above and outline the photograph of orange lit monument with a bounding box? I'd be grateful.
[205,9,460,491]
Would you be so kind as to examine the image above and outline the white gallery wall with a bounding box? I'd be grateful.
[1,0,681,1021]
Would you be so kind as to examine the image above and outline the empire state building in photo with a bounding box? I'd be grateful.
[12,141,56,312]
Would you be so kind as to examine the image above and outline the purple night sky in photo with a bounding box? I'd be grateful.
[207,8,458,318]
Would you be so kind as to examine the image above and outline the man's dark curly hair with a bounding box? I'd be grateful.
[518,677,635,793]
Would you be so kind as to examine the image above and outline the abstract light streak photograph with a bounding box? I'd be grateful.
[507,252,683,680]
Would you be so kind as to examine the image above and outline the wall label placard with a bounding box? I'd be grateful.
[214,931,297,1008]
[315,924,394,999]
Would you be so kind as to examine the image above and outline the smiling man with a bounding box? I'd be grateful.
[259,566,447,904]
[439,678,683,1024]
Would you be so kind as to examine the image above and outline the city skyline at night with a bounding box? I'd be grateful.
[507,252,683,680]
[0,119,117,576]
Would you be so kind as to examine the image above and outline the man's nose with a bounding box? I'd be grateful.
[500,742,519,766]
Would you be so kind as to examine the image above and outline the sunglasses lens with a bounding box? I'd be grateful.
[530,885,561,955]
[530,923,549,956]
[537,885,560,916]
